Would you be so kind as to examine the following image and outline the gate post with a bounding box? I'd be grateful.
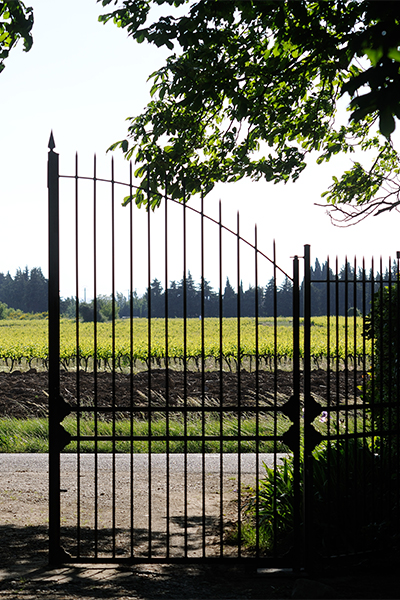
[303,244,312,569]
[48,133,69,564]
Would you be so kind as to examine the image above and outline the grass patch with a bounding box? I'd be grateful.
[226,520,272,553]
[0,418,49,452]
[0,414,291,453]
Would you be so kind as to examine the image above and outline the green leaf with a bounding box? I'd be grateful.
[134,165,147,178]
[107,141,123,153]
[122,194,134,207]
[387,47,400,63]
[363,46,384,66]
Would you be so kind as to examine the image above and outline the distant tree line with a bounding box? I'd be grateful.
[60,261,399,321]
[0,267,48,314]
[305,258,398,317]
[1,261,396,319]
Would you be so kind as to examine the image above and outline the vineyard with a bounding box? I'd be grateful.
[0,316,371,371]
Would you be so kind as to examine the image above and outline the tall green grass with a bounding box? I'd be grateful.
[0,414,291,453]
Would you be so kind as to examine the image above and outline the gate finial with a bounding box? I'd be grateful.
[48,131,56,151]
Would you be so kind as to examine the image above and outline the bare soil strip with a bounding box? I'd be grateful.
[0,368,359,419]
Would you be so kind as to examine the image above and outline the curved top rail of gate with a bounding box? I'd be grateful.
[59,159,293,282]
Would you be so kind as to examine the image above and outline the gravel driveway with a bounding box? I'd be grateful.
[0,453,286,561]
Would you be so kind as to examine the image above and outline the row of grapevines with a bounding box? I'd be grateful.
[59,318,298,369]
[309,317,371,365]
[0,316,371,370]
[0,320,48,368]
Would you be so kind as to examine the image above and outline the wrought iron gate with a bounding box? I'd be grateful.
[48,136,400,569]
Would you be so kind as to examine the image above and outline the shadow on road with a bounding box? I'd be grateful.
[0,524,399,599]
[0,523,292,599]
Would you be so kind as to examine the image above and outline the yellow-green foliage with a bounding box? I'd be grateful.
[0,316,370,367]
[0,319,48,362]
[308,316,369,363]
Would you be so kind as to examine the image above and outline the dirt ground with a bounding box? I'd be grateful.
[0,366,360,420]
[0,368,399,598]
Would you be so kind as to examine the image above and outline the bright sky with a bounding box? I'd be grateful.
[1,0,399,301]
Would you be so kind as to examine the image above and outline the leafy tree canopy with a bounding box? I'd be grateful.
[0,1,33,74]
[98,0,400,223]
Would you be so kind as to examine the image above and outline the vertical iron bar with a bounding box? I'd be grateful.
[236,211,241,558]
[352,256,358,556]
[93,154,99,558]
[335,257,340,455]
[353,256,358,410]
[326,256,332,558]
[388,257,393,521]
[129,161,134,558]
[111,157,116,558]
[326,256,331,396]
[396,254,400,534]
[48,133,62,564]
[201,191,206,557]
[344,257,349,557]
[378,258,384,522]
[362,258,367,551]
[147,168,152,558]
[218,200,224,557]
[254,226,260,557]
[183,182,188,557]
[334,255,340,560]
[164,180,170,558]
[370,257,376,520]
[303,244,312,569]
[75,152,81,558]
[272,240,278,557]
[292,255,301,571]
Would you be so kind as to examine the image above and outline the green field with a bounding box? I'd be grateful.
[0,316,370,370]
